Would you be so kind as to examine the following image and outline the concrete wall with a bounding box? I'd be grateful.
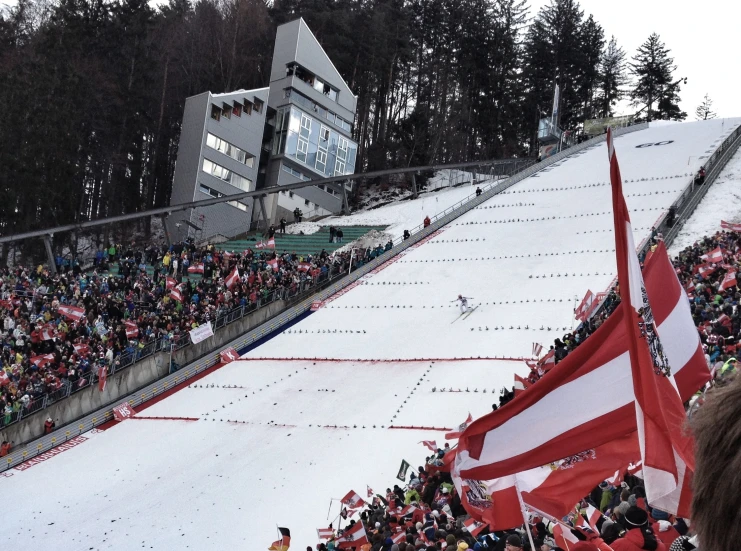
[0,299,287,446]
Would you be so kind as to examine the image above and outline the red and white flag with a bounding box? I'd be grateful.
[298,262,311,272]
[453,432,639,528]
[366,485,374,498]
[317,528,334,540]
[58,305,85,322]
[125,320,139,339]
[720,220,741,232]
[719,271,737,291]
[455,241,707,519]
[40,325,56,341]
[170,288,184,302]
[267,258,279,271]
[532,342,543,357]
[255,241,267,249]
[335,520,369,549]
[538,349,555,372]
[584,504,604,531]
[267,237,276,249]
[225,267,240,289]
[187,262,204,274]
[463,517,487,537]
[340,490,365,509]
[696,263,717,278]
[420,440,438,452]
[513,373,531,396]
[446,412,473,440]
[165,276,177,290]
[607,128,695,517]
[391,532,406,544]
[73,343,90,357]
[700,246,724,263]
[30,353,55,367]
[98,364,107,392]
[575,290,596,322]
[220,348,240,363]
[553,523,579,550]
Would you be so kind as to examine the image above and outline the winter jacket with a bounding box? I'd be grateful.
[611,528,667,551]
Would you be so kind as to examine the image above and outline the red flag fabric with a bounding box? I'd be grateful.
[317,528,334,540]
[719,271,737,291]
[446,412,473,440]
[335,521,368,549]
[98,365,107,392]
[455,239,708,511]
[125,320,139,339]
[453,432,640,527]
[367,485,374,498]
[40,326,56,341]
[575,290,596,322]
[513,374,530,396]
[166,277,177,290]
[225,267,240,289]
[720,220,741,232]
[298,262,311,272]
[391,532,406,544]
[58,305,85,322]
[255,241,267,249]
[696,263,716,278]
[532,342,543,357]
[553,523,579,550]
[584,504,604,531]
[700,246,724,263]
[607,127,695,517]
[463,517,487,537]
[73,343,90,357]
[170,288,184,303]
[340,490,366,509]
[188,262,204,274]
[30,353,55,367]
[420,440,438,452]
[267,237,276,249]
[267,258,279,271]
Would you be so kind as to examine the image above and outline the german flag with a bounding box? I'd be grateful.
[268,527,291,551]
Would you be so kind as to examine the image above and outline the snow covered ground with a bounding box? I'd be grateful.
[669,145,741,255]
[324,185,481,239]
[3,118,740,550]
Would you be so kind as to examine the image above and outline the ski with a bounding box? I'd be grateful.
[451,311,466,324]
[462,305,479,320]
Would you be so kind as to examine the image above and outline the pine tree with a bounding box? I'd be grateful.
[695,93,717,120]
[629,33,685,122]
[596,36,628,117]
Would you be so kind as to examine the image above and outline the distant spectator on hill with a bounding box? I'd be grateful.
[476,187,482,197]
[695,166,706,185]
[403,230,411,240]
[423,216,431,228]
[43,416,55,435]
[280,218,287,234]
[329,226,336,243]
[336,229,343,243]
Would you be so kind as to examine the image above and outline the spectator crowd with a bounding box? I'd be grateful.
[1,235,395,434]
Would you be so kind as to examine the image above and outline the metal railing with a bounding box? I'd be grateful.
[0,121,651,471]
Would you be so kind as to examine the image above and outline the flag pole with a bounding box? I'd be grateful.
[514,479,537,551]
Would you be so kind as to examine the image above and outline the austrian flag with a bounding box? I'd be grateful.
[463,517,486,537]
[446,412,472,440]
[225,267,240,289]
[420,440,438,452]
[335,520,368,549]
[340,490,365,509]
[719,271,737,291]
[58,305,85,322]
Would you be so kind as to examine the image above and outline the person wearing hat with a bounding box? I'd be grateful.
[506,534,523,550]
[611,506,666,551]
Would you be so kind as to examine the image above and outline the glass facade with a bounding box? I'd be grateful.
[206,133,254,167]
[273,106,357,178]
[202,158,252,191]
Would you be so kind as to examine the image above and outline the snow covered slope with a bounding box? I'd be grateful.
[669,145,741,254]
[248,119,741,361]
[3,119,739,549]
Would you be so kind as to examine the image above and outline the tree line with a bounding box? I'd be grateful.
[0,0,692,243]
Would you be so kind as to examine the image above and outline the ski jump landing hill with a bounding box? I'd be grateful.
[3,119,740,549]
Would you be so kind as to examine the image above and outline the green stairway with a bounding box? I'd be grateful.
[215,226,388,258]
